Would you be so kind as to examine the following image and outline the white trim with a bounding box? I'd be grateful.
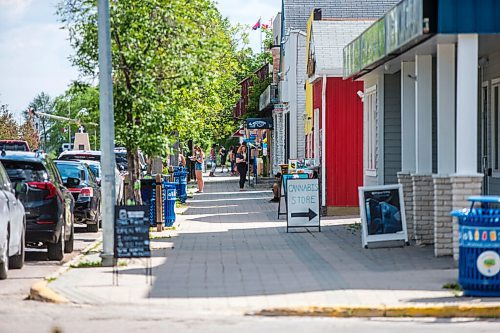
[321,74,327,206]
[365,85,378,177]
[492,77,500,85]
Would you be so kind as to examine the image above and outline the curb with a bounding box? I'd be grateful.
[28,238,102,304]
[29,281,69,304]
[253,305,500,318]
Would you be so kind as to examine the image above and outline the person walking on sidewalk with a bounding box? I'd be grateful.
[236,143,248,191]
[219,146,227,173]
[228,145,235,176]
[190,146,204,193]
[209,144,217,177]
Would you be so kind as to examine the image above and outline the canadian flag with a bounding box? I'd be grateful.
[252,18,261,30]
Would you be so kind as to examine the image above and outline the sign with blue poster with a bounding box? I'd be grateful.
[358,184,408,248]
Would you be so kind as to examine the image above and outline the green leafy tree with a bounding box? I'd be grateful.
[19,118,40,150]
[0,104,19,140]
[58,0,243,202]
[27,92,54,151]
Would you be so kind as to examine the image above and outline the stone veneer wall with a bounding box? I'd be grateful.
[398,172,414,241]
[451,175,483,261]
[433,176,453,256]
[412,174,434,245]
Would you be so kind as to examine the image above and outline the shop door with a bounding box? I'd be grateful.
[485,81,500,194]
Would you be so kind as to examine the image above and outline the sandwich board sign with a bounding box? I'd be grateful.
[358,184,408,248]
[286,178,320,232]
[278,173,309,218]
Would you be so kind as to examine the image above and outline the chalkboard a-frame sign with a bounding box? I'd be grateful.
[114,205,151,259]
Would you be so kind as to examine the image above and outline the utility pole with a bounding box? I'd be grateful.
[98,0,116,267]
[68,96,71,147]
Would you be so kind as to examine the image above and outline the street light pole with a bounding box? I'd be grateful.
[97,0,116,267]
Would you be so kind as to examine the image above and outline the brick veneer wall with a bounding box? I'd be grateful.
[412,174,434,245]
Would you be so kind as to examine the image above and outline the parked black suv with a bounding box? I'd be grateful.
[0,151,75,260]
[54,160,101,232]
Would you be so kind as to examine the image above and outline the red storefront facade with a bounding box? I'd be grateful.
[312,77,363,211]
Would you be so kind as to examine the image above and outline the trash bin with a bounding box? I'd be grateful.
[162,181,177,227]
[140,179,156,227]
[451,196,500,296]
[173,169,188,203]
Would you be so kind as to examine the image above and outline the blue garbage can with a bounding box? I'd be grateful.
[173,169,188,203]
[451,196,500,296]
[140,179,155,226]
[162,181,177,227]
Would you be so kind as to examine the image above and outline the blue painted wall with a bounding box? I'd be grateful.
[438,0,500,33]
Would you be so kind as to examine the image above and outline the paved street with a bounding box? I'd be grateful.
[0,174,499,332]
[0,225,100,303]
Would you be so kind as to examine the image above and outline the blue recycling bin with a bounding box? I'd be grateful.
[162,181,177,227]
[140,179,156,227]
[174,170,188,203]
[451,196,500,296]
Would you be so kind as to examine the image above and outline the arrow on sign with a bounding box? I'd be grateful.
[291,209,318,221]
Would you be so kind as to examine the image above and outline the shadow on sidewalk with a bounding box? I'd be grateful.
[113,177,458,299]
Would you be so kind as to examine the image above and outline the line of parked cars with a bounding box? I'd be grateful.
[0,140,128,280]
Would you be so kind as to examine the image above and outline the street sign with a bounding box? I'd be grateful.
[286,178,320,232]
[114,205,151,258]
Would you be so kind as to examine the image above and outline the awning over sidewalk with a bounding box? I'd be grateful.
[232,127,245,137]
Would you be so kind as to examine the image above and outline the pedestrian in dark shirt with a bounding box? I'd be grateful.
[219,146,227,173]
[235,143,248,191]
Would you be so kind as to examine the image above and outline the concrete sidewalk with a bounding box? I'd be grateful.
[46,173,500,316]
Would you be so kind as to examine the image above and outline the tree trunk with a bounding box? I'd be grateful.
[126,148,142,205]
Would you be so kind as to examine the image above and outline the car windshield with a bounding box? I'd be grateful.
[0,142,28,151]
[1,160,48,182]
[115,152,128,171]
[55,163,86,181]
[88,164,100,179]
[59,153,100,161]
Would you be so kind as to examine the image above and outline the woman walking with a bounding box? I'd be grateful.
[209,144,217,177]
[190,146,205,193]
[235,143,248,191]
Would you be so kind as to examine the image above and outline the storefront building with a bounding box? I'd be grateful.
[344,0,500,257]
[306,12,373,214]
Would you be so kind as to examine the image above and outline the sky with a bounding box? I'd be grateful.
[0,0,280,121]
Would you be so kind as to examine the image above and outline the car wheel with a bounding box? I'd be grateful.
[9,222,25,269]
[0,229,8,280]
[48,225,64,261]
[64,222,74,253]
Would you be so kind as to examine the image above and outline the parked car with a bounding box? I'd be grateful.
[58,150,124,204]
[114,148,147,175]
[0,140,30,152]
[54,160,101,232]
[0,161,26,279]
[0,151,75,260]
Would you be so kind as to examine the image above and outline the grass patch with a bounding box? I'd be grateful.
[70,260,102,268]
[117,260,128,267]
[176,202,188,209]
[345,223,362,233]
[443,282,463,291]
[70,259,128,268]
[46,277,57,283]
